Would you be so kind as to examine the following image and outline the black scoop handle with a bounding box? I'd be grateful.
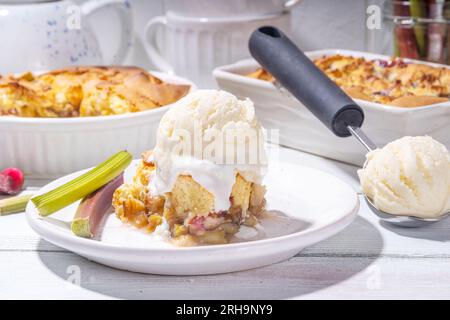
[249,26,364,137]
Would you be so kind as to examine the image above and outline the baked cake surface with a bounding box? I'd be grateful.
[0,66,190,117]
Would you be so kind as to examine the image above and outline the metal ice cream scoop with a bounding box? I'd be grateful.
[248,26,449,228]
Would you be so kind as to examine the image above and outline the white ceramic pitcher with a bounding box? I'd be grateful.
[144,12,291,88]
[164,0,302,17]
[0,0,133,73]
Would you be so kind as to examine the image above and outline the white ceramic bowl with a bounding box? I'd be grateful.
[213,49,450,166]
[0,71,195,179]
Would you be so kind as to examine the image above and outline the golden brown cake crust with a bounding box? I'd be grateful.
[246,54,450,107]
[0,66,190,117]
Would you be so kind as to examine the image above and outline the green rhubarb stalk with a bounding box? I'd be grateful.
[0,194,32,216]
[393,35,400,57]
[410,0,427,58]
[31,151,131,216]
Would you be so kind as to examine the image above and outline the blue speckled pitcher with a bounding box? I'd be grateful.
[0,0,133,73]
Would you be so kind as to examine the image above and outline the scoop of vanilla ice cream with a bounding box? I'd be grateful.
[358,136,450,218]
[149,90,267,210]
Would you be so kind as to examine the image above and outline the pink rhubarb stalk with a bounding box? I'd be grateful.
[71,173,124,239]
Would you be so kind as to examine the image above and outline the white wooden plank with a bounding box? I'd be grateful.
[305,198,450,258]
[2,252,450,300]
[0,212,63,252]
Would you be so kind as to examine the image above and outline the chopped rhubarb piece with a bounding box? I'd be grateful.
[0,168,24,195]
[71,173,124,239]
[189,215,206,233]
[410,0,427,57]
[393,2,420,59]
[426,0,447,63]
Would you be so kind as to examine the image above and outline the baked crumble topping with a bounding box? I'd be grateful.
[246,54,449,107]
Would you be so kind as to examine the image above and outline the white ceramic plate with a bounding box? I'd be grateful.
[26,157,359,275]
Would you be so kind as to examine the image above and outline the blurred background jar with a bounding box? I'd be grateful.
[367,0,450,64]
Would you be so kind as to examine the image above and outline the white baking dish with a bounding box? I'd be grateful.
[0,72,195,179]
[213,49,450,166]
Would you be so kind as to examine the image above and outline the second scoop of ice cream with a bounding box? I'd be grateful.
[358,136,450,218]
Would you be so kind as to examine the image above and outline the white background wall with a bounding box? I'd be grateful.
[80,0,372,69]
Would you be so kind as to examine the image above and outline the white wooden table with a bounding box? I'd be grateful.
[2,146,450,300]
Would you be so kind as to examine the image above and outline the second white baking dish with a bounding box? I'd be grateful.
[213,49,450,166]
